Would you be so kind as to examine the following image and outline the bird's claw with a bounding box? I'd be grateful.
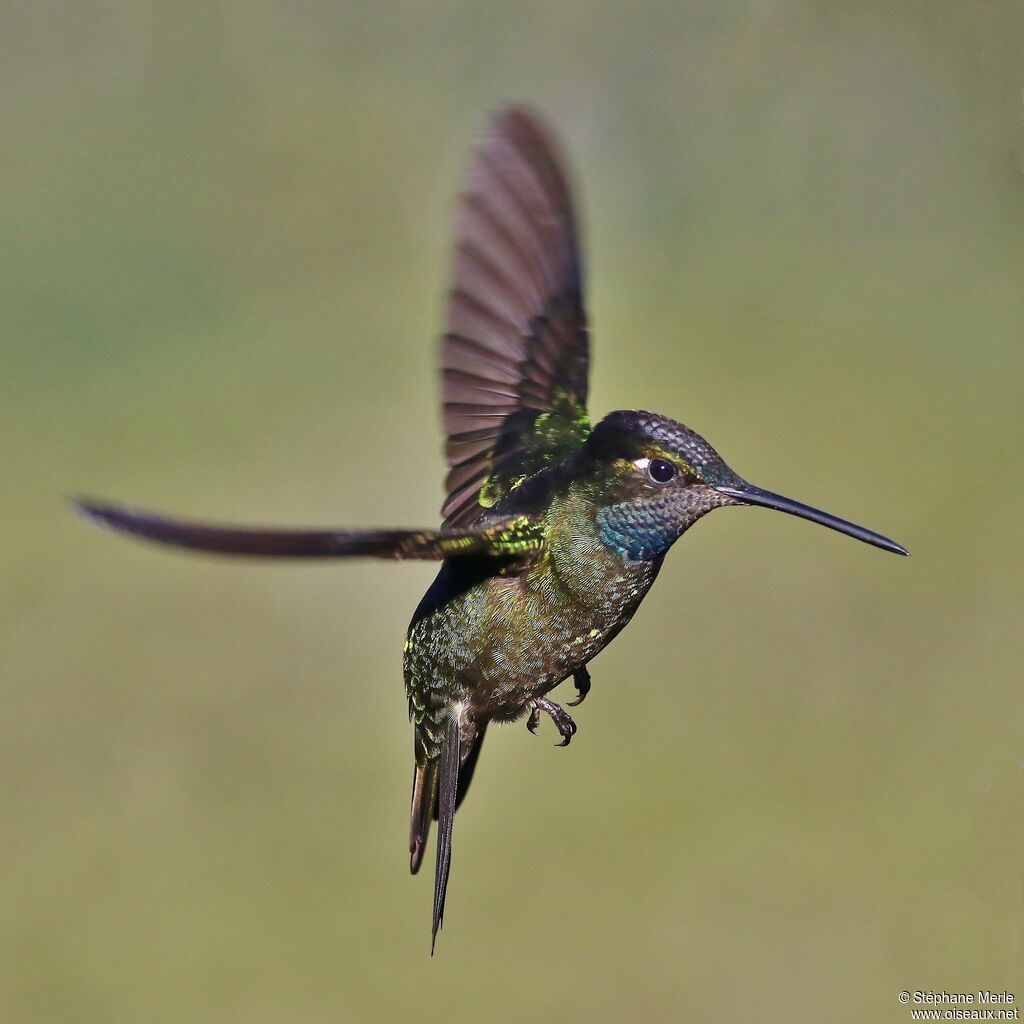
[566,665,591,707]
[526,705,541,735]
[526,696,577,747]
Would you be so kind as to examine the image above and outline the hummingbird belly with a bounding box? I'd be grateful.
[404,550,660,741]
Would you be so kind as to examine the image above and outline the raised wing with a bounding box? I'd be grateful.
[441,105,591,529]
[74,499,544,561]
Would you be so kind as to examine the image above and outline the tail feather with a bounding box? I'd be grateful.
[455,722,485,813]
[431,715,462,954]
[409,762,438,875]
[434,722,487,818]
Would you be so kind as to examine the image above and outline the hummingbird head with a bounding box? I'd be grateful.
[580,410,907,562]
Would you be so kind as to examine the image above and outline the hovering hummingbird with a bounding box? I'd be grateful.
[76,105,907,952]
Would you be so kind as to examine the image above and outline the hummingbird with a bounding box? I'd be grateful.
[75,105,907,952]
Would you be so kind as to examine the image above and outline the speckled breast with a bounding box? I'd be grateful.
[404,538,661,728]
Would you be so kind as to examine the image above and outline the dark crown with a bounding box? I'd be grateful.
[586,410,726,475]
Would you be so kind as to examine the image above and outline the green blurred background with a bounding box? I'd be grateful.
[3,3,1023,1021]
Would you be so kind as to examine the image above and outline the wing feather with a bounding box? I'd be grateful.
[440,105,591,528]
[74,499,544,562]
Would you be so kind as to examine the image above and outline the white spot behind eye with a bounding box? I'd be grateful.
[632,457,651,471]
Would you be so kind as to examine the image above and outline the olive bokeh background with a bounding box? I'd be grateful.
[3,3,1022,1021]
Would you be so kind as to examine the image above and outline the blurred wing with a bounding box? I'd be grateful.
[75,499,545,561]
[441,105,591,529]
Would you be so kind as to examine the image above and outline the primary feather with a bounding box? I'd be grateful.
[73,499,545,562]
[441,105,592,528]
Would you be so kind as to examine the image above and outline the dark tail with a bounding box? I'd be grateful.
[409,761,438,875]
[449,722,486,816]
[431,715,461,954]
[411,721,485,878]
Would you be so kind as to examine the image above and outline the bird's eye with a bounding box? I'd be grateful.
[647,458,676,483]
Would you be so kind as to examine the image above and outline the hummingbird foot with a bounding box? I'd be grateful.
[526,697,578,747]
[566,665,591,707]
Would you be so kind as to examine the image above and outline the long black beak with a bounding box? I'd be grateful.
[715,484,908,556]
